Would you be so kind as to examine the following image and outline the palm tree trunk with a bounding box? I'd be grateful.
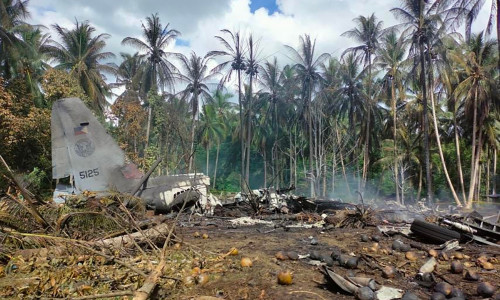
[213,142,220,188]
[493,147,497,195]
[467,88,480,207]
[263,150,267,188]
[294,127,297,188]
[362,54,372,193]
[454,109,467,203]
[416,165,423,203]
[336,126,351,196]
[332,139,336,195]
[486,154,490,199]
[145,106,152,151]
[419,41,432,203]
[238,70,245,192]
[245,75,253,189]
[188,94,197,173]
[289,131,293,187]
[308,86,315,197]
[428,58,462,206]
[391,79,400,203]
[206,141,210,175]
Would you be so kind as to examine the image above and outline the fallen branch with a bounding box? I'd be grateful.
[69,290,133,299]
[96,222,170,249]
[133,198,188,300]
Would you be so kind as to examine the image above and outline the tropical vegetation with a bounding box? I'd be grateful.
[0,0,498,209]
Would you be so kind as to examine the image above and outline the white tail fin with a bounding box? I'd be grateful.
[51,98,141,193]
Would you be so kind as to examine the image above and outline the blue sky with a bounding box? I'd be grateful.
[249,0,280,14]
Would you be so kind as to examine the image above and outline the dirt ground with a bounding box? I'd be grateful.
[167,215,500,300]
[0,211,498,299]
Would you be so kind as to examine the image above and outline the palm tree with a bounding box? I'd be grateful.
[342,14,384,190]
[452,32,498,207]
[208,29,246,190]
[258,57,282,187]
[375,29,408,203]
[0,0,30,79]
[175,51,216,172]
[391,0,443,202]
[14,24,50,106]
[122,13,179,93]
[285,34,330,197]
[446,0,498,59]
[244,34,260,187]
[208,90,233,188]
[45,20,115,112]
[111,52,144,93]
[199,103,225,177]
[122,14,179,150]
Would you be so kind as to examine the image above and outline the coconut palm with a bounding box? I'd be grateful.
[452,32,498,207]
[391,0,443,202]
[0,0,30,79]
[175,51,216,172]
[375,29,408,203]
[207,90,233,188]
[243,34,260,187]
[199,103,225,177]
[122,13,179,94]
[342,13,384,191]
[208,29,247,190]
[111,52,145,93]
[45,20,115,112]
[285,34,330,197]
[13,24,50,106]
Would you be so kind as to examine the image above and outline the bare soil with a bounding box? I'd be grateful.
[169,215,500,300]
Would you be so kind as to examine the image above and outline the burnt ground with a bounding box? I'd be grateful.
[167,215,500,300]
[0,211,498,299]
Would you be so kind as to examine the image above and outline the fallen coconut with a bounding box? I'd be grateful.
[401,292,419,300]
[197,273,209,285]
[464,270,480,281]
[356,286,375,300]
[382,266,396,279]
[241,257,253,267]
[450,287,465,298]
[320,254,335,267]
[477,282,496,298]
[434,282,452,296]
[405,251,418,261]
[330,249,342,261]
[275,251,288,261]
[450,260,464,274]
[310,250,321,260]
[360,234,369,242]
[430,292,446,300]
[277,270,293,285]
[287,251,299,260]
[481,261,494,270]
[428,249,439,257]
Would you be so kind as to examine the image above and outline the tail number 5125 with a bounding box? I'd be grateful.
[79,168,99,179]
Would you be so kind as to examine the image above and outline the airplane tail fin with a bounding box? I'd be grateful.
[51,98,142,193]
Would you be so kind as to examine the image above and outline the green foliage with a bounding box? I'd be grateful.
[41,68,90,106]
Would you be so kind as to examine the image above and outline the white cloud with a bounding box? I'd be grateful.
[28,0,496,102]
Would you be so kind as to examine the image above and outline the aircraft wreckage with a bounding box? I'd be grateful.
[51,97,220,213]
